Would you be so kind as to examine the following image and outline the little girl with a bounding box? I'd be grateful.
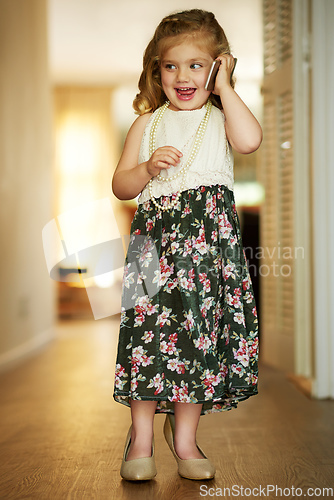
[112,9,262,481]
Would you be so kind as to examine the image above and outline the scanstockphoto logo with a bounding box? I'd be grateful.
[42,198,161,320]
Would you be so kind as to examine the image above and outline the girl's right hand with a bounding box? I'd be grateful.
[146,146,183,177]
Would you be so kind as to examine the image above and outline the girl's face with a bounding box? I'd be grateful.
[160,40,213,111]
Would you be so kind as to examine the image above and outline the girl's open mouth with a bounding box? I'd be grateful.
[175,88,196,100]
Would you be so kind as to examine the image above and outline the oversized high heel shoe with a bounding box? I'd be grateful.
[163,414,216,480]
[120,425,157,481]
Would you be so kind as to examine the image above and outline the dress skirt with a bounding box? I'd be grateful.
[113,184,259,415]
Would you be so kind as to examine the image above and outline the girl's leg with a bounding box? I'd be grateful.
[173,402,204,460]
[126,399,158,461]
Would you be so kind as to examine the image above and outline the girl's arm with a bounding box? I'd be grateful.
[112,114,182,200]
[213,55,263,154]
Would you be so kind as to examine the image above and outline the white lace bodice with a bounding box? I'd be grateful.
[138,103,234,204]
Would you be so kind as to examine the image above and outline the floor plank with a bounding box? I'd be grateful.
[0,318,333,499]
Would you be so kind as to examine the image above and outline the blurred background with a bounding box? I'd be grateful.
[0,0,333,400]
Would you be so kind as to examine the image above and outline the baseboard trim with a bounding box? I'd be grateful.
[0,327,55,374]
[287,373,313,398]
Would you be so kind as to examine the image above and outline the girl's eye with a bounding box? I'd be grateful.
[191,63,202,69]
[165,64,176,70]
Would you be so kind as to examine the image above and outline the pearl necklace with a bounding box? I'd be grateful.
[148,100,212,212]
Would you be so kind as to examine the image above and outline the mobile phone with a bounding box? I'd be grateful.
[205,57,237,91]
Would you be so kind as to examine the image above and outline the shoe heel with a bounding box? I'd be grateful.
[163,414,216,480]
[120,425,157,481]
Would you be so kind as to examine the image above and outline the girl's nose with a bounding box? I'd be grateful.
[176,67,190,82]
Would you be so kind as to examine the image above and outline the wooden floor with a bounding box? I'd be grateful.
[0,319,333,500]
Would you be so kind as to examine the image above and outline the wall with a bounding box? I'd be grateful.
[311,0,334,398]
[0,0,55,370]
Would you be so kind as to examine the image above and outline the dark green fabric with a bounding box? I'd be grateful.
[113,185,258,415]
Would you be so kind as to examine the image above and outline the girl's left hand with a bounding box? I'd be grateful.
[212,54,235,95]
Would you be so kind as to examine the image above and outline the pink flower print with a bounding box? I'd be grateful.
[134,295,157,326]
[226,289,242,308]
[154,382,164,395]
[160,341,177,355]
[115,363,126,378]
[131,365,139,375]
[202,369,221,398]
[142,356,154,367]
[211,229,218,242]
[135,295,149,311]
[169,332,178,343]
[230,235,238,246]
[234,312,246,327]
[233,338,250,367]
[134,229,141,235]
[231,364,244,377]
[244,291,254,304]
[141,331,154,343]
[167,358,178,372]
[175,360,186,374]
[182,309,195,331]
[183,204,191,215]
[218,212,233,239]
[222,324,230,344]
[131,346,154,368]
[131,346,146,365]
[245,372,258,385]
[146,218,154,231]
[210,330,218,347]
[134,312,145,327]
[200,296,214,318]
[199,272,211,293]
[242,275,251,291]
[139,239,155,268]
[171,241,179,254]
[159,257,174,286]
[193,227,209,255]
[177,268,196,291]
[123,268,135,289]
[182,239,192,257]
[167,278,178,292]
[248,337,258,358]
[206,194,216,219]
[252,306,257,317]
[205,385,215,397]
[170,229,177,241]
[202,369,220,387]
[220,361,228,382]
[223,263,236,280]
[130,378,138,391]
[146,302,157,316]
[161,232,168,247]
[192,254,200,265]
[156,306,172,327]
[114,363,127,390]
[171,382,190,403]
[194,335,212,354]
[147,373,164,395]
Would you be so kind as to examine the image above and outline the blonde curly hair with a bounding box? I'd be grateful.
[133,9,234,115]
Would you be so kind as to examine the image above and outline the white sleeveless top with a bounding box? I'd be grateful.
[138,103,234,204]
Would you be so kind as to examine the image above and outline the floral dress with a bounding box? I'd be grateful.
[113,182,259,415]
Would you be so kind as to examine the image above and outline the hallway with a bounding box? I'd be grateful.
[0,319,333,499]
